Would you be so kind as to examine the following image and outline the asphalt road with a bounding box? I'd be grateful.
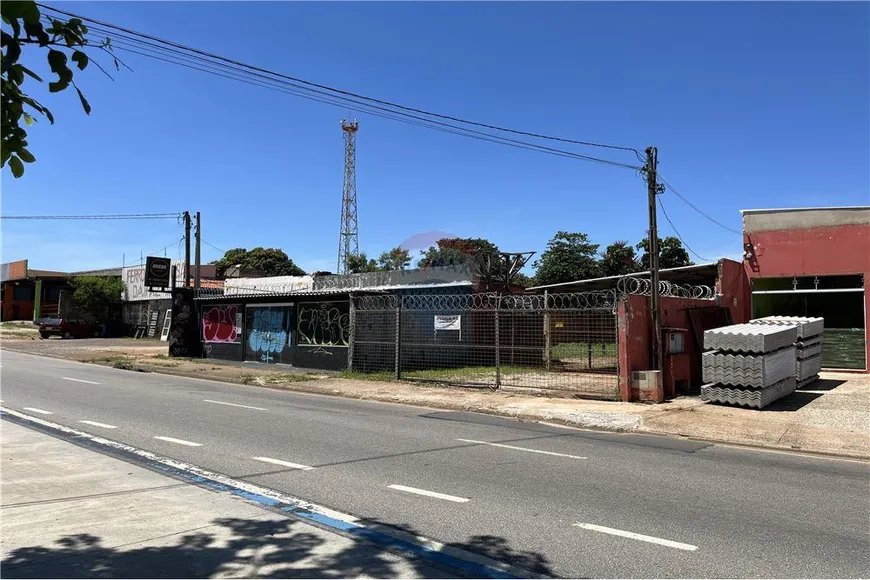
[2,349,868,578]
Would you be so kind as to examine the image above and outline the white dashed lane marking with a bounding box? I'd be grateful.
[252,457,314,471]
[23,407,53,415]
[79,420,117,429]
[154,436,202,447]
[204,400,267,411]
[62,377,101,385]
[573,523,699,551]
[457,438,587,460]
[388,484,469,503]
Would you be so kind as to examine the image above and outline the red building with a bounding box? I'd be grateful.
[742,206,869,372]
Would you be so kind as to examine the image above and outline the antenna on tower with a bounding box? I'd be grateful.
[337,118,360,274]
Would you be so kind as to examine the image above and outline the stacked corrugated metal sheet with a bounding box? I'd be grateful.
[748,316,824,387]
[702,348,796,388]
[701,323,798,409]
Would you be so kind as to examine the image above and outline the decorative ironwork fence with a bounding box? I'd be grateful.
[351,291,620,400]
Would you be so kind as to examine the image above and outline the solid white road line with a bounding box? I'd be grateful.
[154,436,202,447]
[457,438,587,460]
[387,484,470,503]
[23,407,53,415]
[203,399,267,411]
[79,420,117,429]
[573,523,698,552]
[62,377,101,385]
[252,456,314,471]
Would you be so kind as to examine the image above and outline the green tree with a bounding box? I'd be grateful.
[2,0,121,177]
[377,247,411,271]
[636,236,694,270]
[599,241,640,277]
[532,231,600,287]
[418,238,499,268]
[68,276,125,321]
[346,252,380,274]
[212,247,305,277]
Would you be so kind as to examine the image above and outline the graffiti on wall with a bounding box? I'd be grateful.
[168,289,201,358]
[202,304,241,343]
[247,308,289,363]
[298,303,349,349]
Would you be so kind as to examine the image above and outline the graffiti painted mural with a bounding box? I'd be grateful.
[298,302,350,348]
[245,305,294,364]
[202,304,241,343]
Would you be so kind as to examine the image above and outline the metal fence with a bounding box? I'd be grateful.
[351,291,620,400]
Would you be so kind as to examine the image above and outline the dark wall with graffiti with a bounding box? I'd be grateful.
[245,304,295,364]
[294,300,350,371]
[202,303,244,361]
[198,296,351,370]
[169,289,201,358]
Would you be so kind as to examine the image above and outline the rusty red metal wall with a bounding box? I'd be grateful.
[619,294,728,401]
[743,222,870,372]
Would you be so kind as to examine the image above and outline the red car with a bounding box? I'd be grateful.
[38,317,100,339]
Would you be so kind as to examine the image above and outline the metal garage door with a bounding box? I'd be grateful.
[751,274,866,371]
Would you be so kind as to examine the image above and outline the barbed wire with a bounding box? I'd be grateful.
[616,276,715,300]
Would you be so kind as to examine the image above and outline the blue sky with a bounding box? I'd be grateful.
[2,1,868,274]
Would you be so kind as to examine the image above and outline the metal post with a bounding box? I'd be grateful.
[646,146,663,371]
[170,265,177,290]
[183,211,191,288]
[494,294,501,389]
[194,211,201,292]
[394,295,402,380]
[347,294,356,371]
[543,290,551,371]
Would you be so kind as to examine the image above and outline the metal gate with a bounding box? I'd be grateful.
[351,291,620,400]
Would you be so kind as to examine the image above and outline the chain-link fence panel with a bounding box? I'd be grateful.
[352,292,620,399]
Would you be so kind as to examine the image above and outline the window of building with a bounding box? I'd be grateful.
[12,285,33,301]
[44,287,62,302]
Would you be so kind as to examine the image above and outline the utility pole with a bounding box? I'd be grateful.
[183,211,191,288]
[646,146,665,371]
[194,211,201,291]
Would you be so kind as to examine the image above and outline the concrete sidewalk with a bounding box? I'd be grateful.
[0,421,447,579]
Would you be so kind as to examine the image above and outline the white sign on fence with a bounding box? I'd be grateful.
[434,314,462,341]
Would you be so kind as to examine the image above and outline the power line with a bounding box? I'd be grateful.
[656,196,710,263]
[37,4,643,170]
[658,176,742,235]
[1,213,180,220]
[202,240,226,255]
[80,28,642,170]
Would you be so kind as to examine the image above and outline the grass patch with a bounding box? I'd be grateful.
[85,355,135,365]
[113,359,135,370]
[238,372,320,386]
[340,369,396,382]
[0,322,40,340]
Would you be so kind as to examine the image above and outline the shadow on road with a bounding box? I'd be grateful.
[1,516,555,579]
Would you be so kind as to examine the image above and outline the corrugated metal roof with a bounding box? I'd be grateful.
[526,263,719,291]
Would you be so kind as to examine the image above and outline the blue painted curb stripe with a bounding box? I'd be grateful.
[1,410,524,579]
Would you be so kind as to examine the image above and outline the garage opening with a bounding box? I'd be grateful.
[752,274,866,371]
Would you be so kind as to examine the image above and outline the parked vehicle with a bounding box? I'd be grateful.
[38,317,100,339]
